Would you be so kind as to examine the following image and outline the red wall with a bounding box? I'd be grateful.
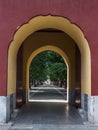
[0,0,98,95]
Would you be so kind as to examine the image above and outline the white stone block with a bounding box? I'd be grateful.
[0,96,7,123]
[88,96,98,124]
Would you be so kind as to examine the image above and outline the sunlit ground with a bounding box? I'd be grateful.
[28,85,68,103]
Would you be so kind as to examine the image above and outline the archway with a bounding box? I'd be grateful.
[26,45,70,103]
[7,15,91,120]
[8,15,91,95]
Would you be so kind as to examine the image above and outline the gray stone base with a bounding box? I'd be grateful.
[69,89,75,105]
[81,94,88,120]
[0,94,16,123]
[0,96,7,123]
[88,96,98,124]
[81,94,98,124]
[22,89,28,104]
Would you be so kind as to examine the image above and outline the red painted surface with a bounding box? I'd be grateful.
[0,0,98,95]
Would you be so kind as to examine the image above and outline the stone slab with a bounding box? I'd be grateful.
[0,97,7,123]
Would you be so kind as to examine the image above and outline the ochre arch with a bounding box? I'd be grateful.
[7,15,91,95]
[26,45,70,90]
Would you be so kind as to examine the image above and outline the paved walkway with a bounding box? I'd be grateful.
[0,86,98,130]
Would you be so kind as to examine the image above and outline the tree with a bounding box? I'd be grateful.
[29,51,67,87]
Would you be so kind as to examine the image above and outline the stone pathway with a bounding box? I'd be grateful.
[10,86,85,130]
[10,102,85,130]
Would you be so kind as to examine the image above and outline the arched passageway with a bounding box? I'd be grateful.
[16,30,79,107]
[28,50,68,103]
[26,47,69,103]
[7,15,91,122]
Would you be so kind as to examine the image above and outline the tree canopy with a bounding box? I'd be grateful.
[29,51,67,85]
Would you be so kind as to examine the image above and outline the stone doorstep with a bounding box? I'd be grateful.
[0,121,13,126]
[10,124,86,130]
[10,126,33,130]
[1,123,98,130]
[84,121,98,126]
[0,122,13,130]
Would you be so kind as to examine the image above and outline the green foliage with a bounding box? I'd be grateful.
[29,51,67,83]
